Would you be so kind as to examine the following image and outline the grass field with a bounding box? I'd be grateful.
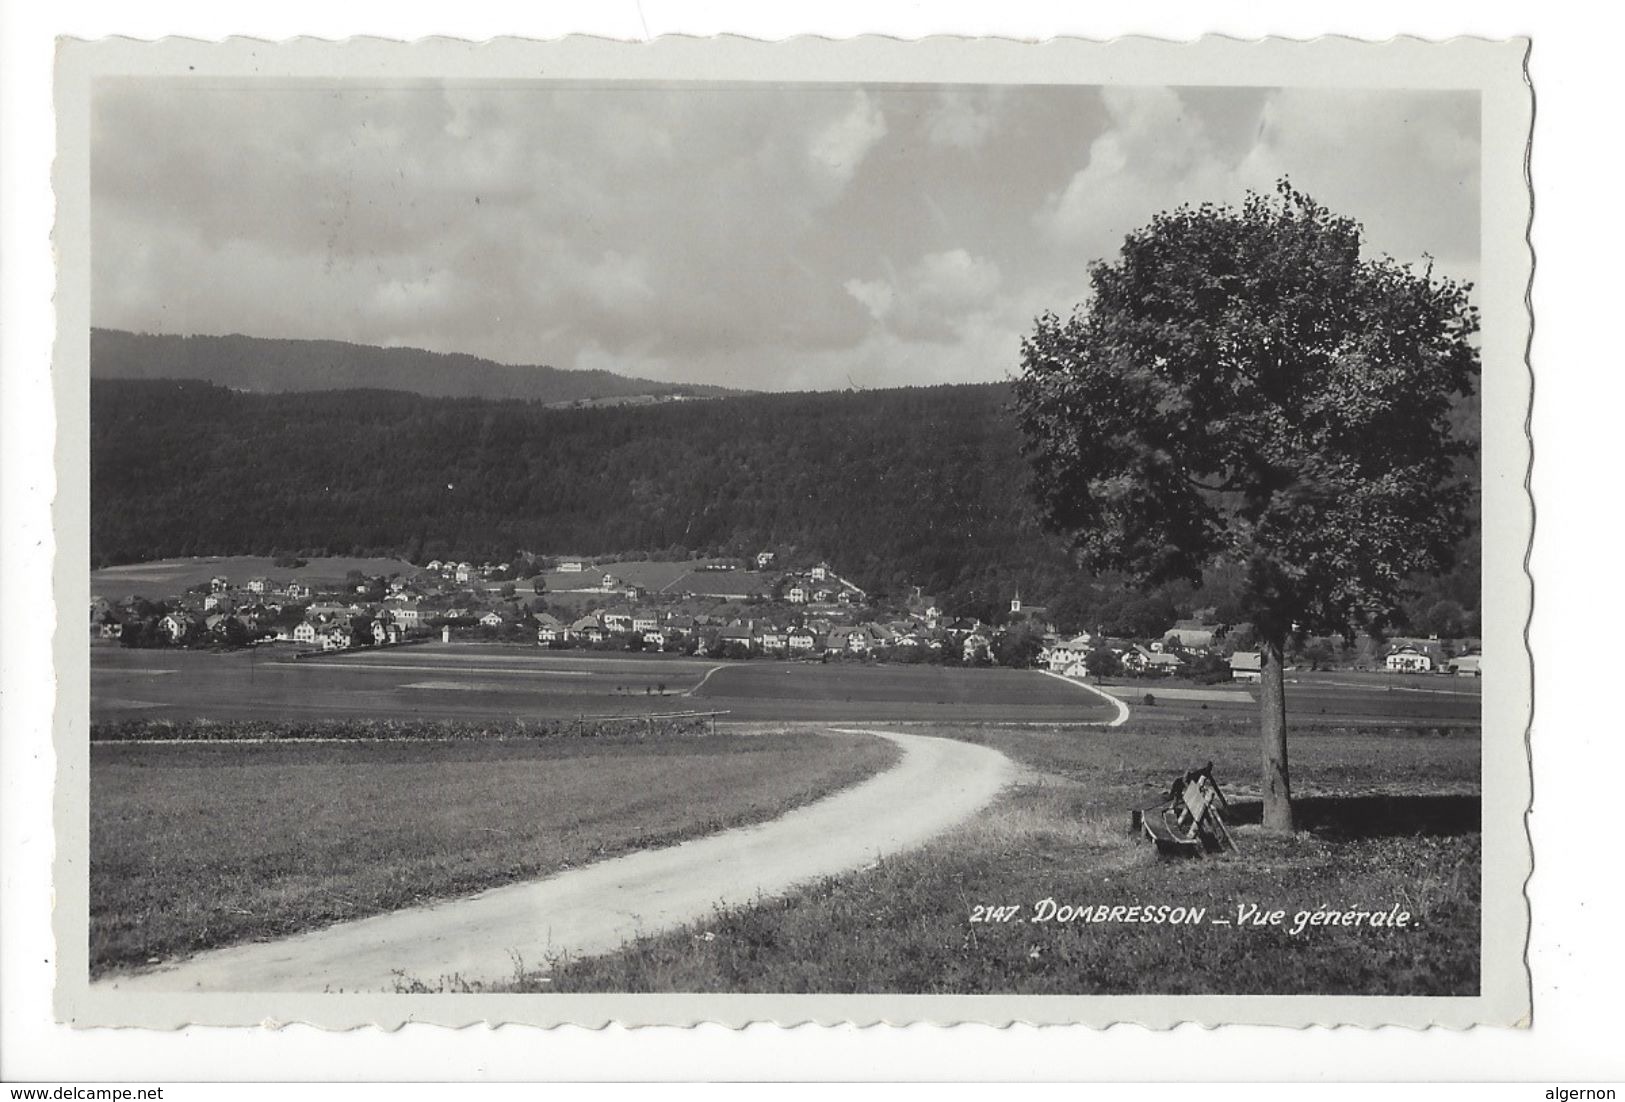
[524,719,1481,996]
[91,555,418,600]
[90,645,1120,724]
[90,725,897,977]
[542,558,780,599]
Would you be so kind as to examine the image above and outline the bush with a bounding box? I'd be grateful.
[1142,693,1157,706]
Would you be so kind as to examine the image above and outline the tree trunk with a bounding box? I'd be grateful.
[1259,632,1295,833]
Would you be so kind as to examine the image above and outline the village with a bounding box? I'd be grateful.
[90,549,1484,682]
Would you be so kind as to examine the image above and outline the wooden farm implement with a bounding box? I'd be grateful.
[1132,762,1238,856]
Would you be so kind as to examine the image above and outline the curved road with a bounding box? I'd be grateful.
[1039,669,1132,726]
[97,728,1017,993]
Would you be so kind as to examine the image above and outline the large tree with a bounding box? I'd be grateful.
[1012,182,1479,832]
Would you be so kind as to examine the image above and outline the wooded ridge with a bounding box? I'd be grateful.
[91,376,1478,634]
[91,328,734,405]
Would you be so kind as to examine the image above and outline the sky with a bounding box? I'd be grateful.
[91,82,1480,392]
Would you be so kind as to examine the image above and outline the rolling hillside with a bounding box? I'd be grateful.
[90,329,734,405]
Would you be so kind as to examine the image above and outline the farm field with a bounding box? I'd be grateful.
[541,558,780,599]
[1096,669,1482,725]
[528,719,1482,996]
[91,555,417,600]
[90,645,1120,725]
[90,726,898,977]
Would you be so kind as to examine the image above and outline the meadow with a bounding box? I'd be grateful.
[89,723,897,977]
[90,644,1120,725]
[524,718,1481,996]
[91,554,417,600]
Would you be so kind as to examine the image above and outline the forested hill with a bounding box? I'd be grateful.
[90,378,1481,629]
[90,329,734,405]
[91,378,1085,606]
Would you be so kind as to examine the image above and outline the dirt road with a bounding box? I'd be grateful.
[96,728,1015,993]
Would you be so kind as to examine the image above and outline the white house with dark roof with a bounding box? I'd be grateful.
[1229,651,1262,682]
[1164,619,1218,653]
[1385,643,1435,673]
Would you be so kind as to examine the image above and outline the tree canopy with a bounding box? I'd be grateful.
[1013,182,1479,645]
[1013,182,1480,830]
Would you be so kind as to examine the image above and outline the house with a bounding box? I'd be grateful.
[1147,652,1184,674]
[390,603,423,628]
[719,624,754,649]
[787,585,808,605]
[624,585,646,601]
[1047,633,1094,671]
[1230,651,1263,682]
[643,630,667,648]
[756,551,776,569]
[1447,654,1483,677]
[209,575,230,594]
[601,608,635,633]
[756,629,788,653]
[158,612,193,643]
[203,592,235,612]
[247,577,271,595]
[810,562,829,581]
[962,632,991,662]
[372,618,403,645]
[292,620,319,645]
[558,560,585,573]
[811,587,835,604]
[284,582,311,601]
[479,611,506,628]
[1124,645,1184,675]
[631,611,660,634]
[1386,644,1434,673]
[1164,619,1218,653]
[601,572,622,590]
[570,615,606,643]
[665,615,698,636]
[426,559,443,572]
[317,622,353,651]
[455,562,474,583]
[96,619,125,639]
[788,628,818,652]
[535,613,570,644]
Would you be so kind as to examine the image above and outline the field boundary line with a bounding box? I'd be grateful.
[1038,669,1131,727]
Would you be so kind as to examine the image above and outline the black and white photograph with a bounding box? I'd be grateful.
[46,34,1532,1031]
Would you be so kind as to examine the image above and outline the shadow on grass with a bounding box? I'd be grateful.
[1226,794,1480,839]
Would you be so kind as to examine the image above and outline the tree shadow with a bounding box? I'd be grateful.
[1225,794,1480,839]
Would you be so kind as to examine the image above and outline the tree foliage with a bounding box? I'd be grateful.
[1013,182,1479,644]
[1013,182,1480,830]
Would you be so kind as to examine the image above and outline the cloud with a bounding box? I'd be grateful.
[808,90,888,190]
[926,89,1000,149]
[90,82,1480,392]
[1036,86,1234,253]
[845,248,1003,343]
[1036,86,1480,284]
